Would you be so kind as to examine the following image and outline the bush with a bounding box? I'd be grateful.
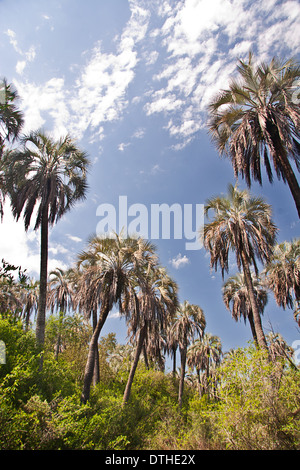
[210,346,300,450]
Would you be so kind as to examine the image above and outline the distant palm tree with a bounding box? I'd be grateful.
[203,184,277,349]
[6,130,89,349]
[264,239,300,324]
[22,279,39,331]
[48,268,76,360]
[170,300,206,409]
[187,333,222,397]
[123,265,178,405]
[166,316,179,378]
[0,78,24,219]
[78,233,157,404]
[48,268,75,314]
[266,332,295,367]
[223,271,268,344]
[208,54,300,217]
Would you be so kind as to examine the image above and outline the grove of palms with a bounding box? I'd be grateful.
[0,53,299,450]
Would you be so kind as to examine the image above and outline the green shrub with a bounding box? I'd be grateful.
[210,346,300,450]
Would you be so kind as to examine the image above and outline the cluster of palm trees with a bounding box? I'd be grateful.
[205,54,300,351]
[0,52,299,407]
[44,235,211,407]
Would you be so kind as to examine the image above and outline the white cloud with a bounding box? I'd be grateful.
[108,310,122,319]
[170,253,190,269]
[118,142,131,152]
[16,60,26,75]
[0,203,66,278]
[14,77,70,137]
[13,1,150,142]
[132,127,145,139]
[143,0,300,147]
[6,29,36,75]
[67,234,83,243]
[9,0,300,150]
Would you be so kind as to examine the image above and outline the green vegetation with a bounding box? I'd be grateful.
[0,55,299,450]
[0,317,299,450]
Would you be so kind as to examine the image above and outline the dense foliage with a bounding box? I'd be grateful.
[0,316,299,450]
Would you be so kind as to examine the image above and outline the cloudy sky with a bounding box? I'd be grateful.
[0,0,299,355]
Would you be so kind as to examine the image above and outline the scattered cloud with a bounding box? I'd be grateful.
[7,0,300,148]
[108,310,122,319]
[5,29,36,75]
[142,0,300,147]
[67,234,83,243]
[170,253,190,269]
[118,142,131,152]
[150,164,163,175]
[132,127,145,139]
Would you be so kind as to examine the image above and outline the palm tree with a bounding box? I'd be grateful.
[48,268,75,314]
[78,233,157,404]
[223,271,268,344]
[6,130,89,348]
[170,300,206,409]
[203,184,277,349]
[166,316,179,378]
[123,265,178,405]
[22,279,39,331]
[264,239,300,324]
[208,54,300,217]
[48,268,75,360]
[266,332,296,368]
[0,78,24,219]
[187,333,222,397]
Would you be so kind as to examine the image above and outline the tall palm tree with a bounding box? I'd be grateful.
[264,239,300,324]
[170,300,206,409]
[0,78,24,219]
[223,271,268,344]
[208,54,300,217]
[123,265,178,405]
[5,130,89,348]
[78,233,157,404]
[203,184,277,349]
[187,333,222,397]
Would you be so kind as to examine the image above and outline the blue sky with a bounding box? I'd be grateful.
[0,0,299,357]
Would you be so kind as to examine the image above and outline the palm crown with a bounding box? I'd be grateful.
[6,130,89,230]
[203,183,277,277]
[208,54,300,217]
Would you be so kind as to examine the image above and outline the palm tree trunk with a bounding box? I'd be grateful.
[178,344,187,410]
[142,343,149,369]
[196,368,202,397]
[241,252,268,350]
[279,151,300,218]
[36,206,48,351]
[81,299,110,404]
[248,312,258,345]
[93,345,100,386]
[92,309,100,385]
[172,346,177,378]
[123,325,147,406]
